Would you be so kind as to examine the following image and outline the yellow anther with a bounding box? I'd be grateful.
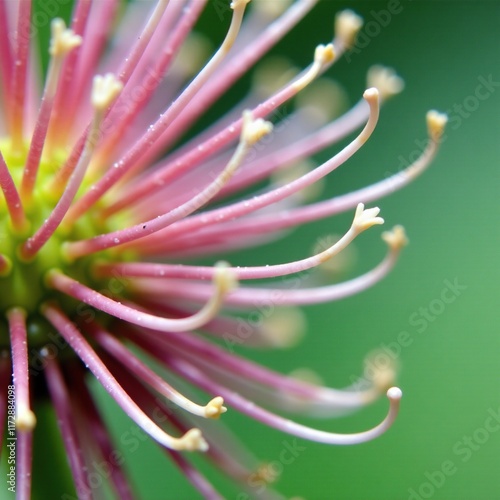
[241,110,273,146]
[367,65,405,101]
[352,203,384,232]
[204,397,227,419]
[91,74,123,112]
[178,428,209,452]
[49,18,82,57]
[382,225,408,251]
[427,110,448,141]
[335,9,363,49]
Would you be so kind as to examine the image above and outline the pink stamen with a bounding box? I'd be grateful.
[88,321,226,418]
[42,304,209,451]
[0,151,27,231]
[46,269,232,334]
[168,356,402,446]
[165,449,224,500]
[68,363,134,500]
[46,0,120,150]
[7,308,35,432]
[94,205,374,281]
[16,430,33,500]
[131,240,400,308]
[132,0,319,170]
[21,20,82,202]
[91,0,207,170]
[220,97,370,198]
[104,355,231,498]
[0,1,13,111]
[128,89,380,251]
[9,0,32,153]
[64,110,269,258]
[43,0,91,152]
[44,354,91,499]
[66,5,312,223]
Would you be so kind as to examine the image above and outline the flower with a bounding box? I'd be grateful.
[0,1,447,498]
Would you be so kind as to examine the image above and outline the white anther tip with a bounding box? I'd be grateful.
[214,261,239,293]
[367,66,405,101]
[16,410,37,432]
[387,387,402,401]
[353,203,384,231]
[314,44,335,66]
[205,397,227,419]
[49,18,82,57]
[91,73,123,111]
[382,225,408,251]
[427,110,448,141]
[335,10,363,49]
[180,428,209,452]
[363,87,379,103]
[241,110,273,145]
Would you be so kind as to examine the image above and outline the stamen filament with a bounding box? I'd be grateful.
[128,88,380,250]
[90,0,207,172]
[130,0,318,169]
[46,262,237,333]
[9,0,32,154]
[20,18,82,203]
[88,322,226,418]
[169,356,402,445]
[0,151,28,232]
[20,74,123,260]
[42,304,209,451]
[130,326,383,415]
[6,308,36,432]
[64,111,272,258]
[0,1,14,112]
[94,203,382,281]
[65,0,252,225]
[43,354,91,498]
[131,226,406,307]
[166,449,224,500]
[68,363,134,499]
[16,430,34,500]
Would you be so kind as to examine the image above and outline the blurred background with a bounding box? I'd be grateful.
[24,0,500,499]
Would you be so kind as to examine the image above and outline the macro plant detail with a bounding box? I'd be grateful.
[0,0,447,498]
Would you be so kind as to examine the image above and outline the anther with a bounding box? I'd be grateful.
[178,428,209,452]
[91,73,123,112]
[241,110,273,146]
[334,10,363,49]
[382,225,408,252]
[367,65,405,101]
[204,397,227,419]
[427,110,448,142]
[352,203,384,232]
[49,18,82,57]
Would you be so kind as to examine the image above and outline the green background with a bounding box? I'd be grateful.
[20,1,500,499]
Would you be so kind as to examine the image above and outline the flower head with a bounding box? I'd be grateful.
[0,1,446,498]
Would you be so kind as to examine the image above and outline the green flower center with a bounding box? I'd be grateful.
[0,140,128,348]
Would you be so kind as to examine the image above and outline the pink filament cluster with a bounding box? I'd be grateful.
[0,1,445,498]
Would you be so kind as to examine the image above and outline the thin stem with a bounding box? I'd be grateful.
[44,355,91,499]
[0,151,28,231]
[42,304,208,451]
[9,0,32,154]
